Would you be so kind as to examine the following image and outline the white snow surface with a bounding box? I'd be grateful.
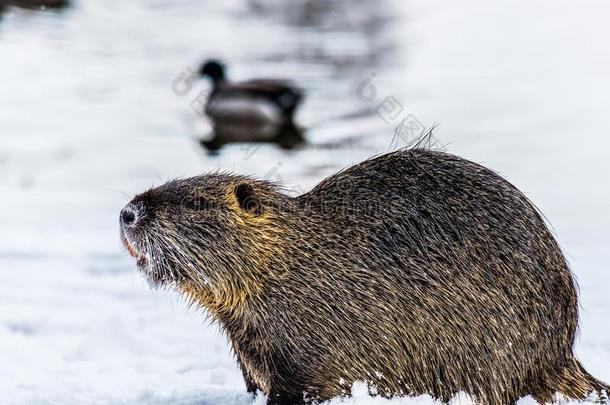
[0,0,609,404]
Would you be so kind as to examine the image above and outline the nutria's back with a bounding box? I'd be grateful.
[264,149,579,402]
[121,148,609,405]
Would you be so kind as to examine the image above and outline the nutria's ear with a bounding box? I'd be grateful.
[234,183,263,216]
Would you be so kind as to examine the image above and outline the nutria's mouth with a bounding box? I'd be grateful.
[121,231,148,269]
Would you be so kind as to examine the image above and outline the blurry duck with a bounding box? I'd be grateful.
[198,60,303,126]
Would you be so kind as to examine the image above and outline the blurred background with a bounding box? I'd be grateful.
[0,0,608,403]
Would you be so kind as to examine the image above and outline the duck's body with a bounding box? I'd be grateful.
[199,60,303,126]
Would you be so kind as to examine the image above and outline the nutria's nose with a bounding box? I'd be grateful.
[120,204,138,227]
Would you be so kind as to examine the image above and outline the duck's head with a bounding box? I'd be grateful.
[199,60,226,83]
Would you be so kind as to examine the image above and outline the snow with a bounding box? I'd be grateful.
[0,0,608,404]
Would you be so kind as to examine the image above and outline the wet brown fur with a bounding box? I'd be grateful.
[121,148,609,405]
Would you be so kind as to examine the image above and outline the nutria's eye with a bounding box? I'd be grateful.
[184,196,212,210]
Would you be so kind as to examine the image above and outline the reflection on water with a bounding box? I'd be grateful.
[248,0,397,42]
[249,0,399,72]
[5,1,68,9]
[1,0,70,11]
[201,122,305,153]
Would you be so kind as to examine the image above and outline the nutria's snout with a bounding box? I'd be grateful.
[119,201,148,270]
[120,204,138,227]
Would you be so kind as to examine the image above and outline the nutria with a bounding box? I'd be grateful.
[120,148,609,405]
